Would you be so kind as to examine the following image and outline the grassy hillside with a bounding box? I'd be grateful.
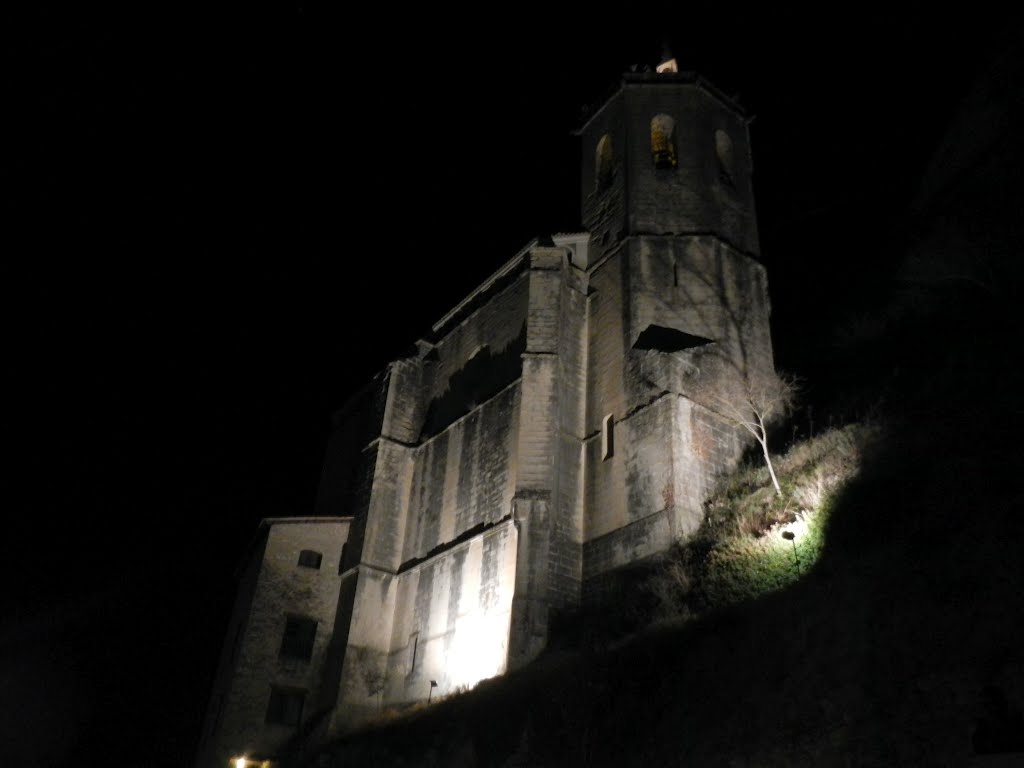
[296,404,1022,766]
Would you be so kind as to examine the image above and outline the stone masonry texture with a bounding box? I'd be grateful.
[199,71,776,767]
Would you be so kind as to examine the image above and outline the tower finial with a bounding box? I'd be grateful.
[657,39,678,74]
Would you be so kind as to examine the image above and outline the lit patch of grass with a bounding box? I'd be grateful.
[700,499,830,606]
[648,423,880,619]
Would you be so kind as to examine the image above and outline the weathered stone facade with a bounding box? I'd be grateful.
[195,518,351,768]
[198,70,775,767]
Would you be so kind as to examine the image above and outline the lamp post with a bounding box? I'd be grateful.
[781,530,800,573]
[428,679,438,703]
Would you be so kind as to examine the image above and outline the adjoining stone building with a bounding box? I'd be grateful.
[196,63,775,768]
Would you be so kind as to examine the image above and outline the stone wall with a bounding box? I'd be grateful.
[420,273,529,439]
[329,564,398,730]
[198,519,349,768]
[384,520,518,705]
[626,236,773,409]
[401,383,520,563]
[582,395,673,590]
[581,232,770,594]
[509,249,590,663]
[326,269,529,730]
[550,257,588,611]
[623,82,758,254]
[352,439,406,572]
[580,98,627,264]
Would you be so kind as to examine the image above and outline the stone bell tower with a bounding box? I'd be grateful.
[579,66,760,260]
[573,64,774,601]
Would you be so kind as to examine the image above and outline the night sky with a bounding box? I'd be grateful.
[3,4,1018,765]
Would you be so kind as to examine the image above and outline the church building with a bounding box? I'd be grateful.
[196,60,776,768]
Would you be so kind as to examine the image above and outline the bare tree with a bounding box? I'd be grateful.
[713,368,799,496]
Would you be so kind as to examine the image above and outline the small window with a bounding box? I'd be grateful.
[280,616,317,660]
[297,549,322,569]
[651,114,677,169]
[266,686,306,727]
[595,133,614,191]
[602,414,615,460]
[407,631,419,675]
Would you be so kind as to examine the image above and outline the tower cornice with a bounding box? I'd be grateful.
[575,72,748,136]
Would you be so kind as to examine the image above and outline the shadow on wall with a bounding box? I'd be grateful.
[632,324,713,353]
[420,323,527,440]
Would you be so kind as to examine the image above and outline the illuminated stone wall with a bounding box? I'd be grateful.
[580,234,771,594]
[328,269,529,727]
[327,565,397,731]
[401,383,521,562]
[197,519,350,768]
[583,248,629,549]
[551,256,588,612]
[423,273,529,410]
[384,520,518,705]
[506,249,590,666]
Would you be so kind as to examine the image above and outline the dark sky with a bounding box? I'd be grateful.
[2,3,1015,765]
